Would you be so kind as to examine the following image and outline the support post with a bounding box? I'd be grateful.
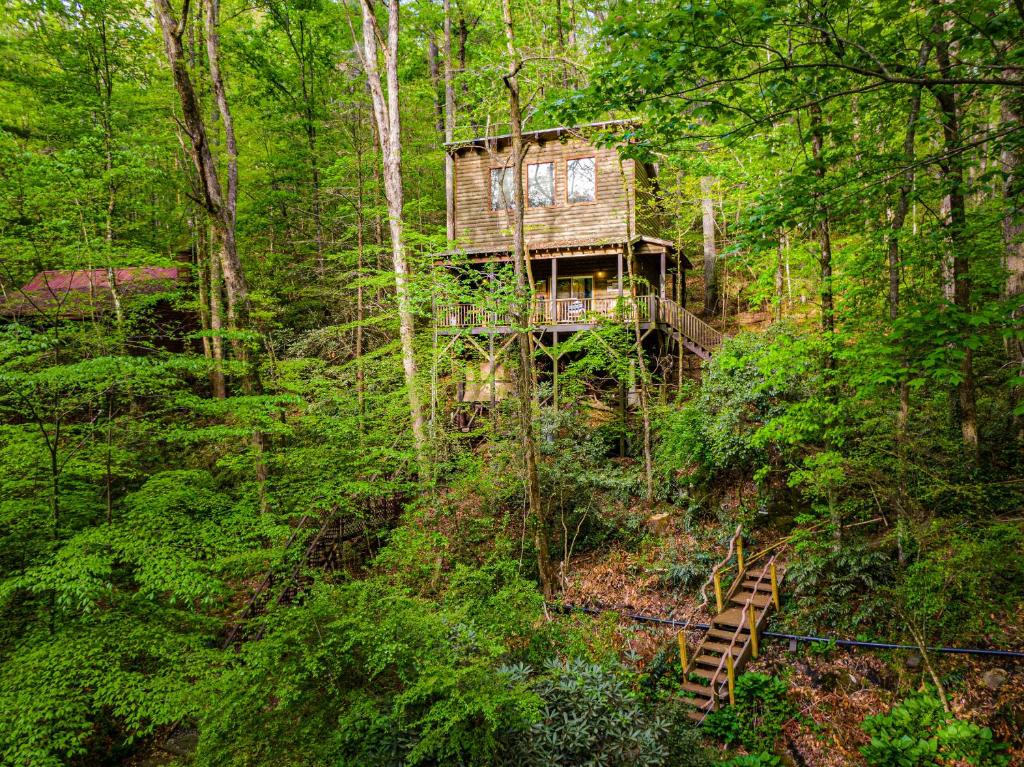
[552,331,559,410]
[770,562,780,610]
[737,535,744,575]
[550,256,557,324]
[713,570,723,613]
[748,602,758,659]
[726,654,735,705]
[660,250,666,299]
[677,631,688,672]
[617,250,623,304]
[489,332,496,410]
[680,255,687,309]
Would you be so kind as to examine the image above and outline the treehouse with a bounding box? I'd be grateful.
[435,120,721,407]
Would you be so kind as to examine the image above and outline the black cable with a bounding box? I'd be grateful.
[547,602,1024,660]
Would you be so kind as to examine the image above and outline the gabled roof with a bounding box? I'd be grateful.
[1,267,184,318]
[444,119,639,155]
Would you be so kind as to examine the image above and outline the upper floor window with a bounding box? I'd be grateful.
[491,167,515,210]
[527,162,555,207]
[567,157,596,203]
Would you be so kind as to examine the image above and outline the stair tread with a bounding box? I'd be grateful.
[694,653,727,668]
[680,694,713,709]
[730,592,772,607]
[707,627,745,641]
[741,580,774,592]
[690,666,721,680]
[713,607,750,627]
[701,640,743,655]
[681,682,713,696]
[686,709,708,722]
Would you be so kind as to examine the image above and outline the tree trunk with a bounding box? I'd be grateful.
[356,0,428,469]
[443,0,456,242]
[1000,88,1024,439]
[154,0,251,336]
[888,61,927,436]
[502,0,556,598]
[809,102,836,375]
[208,224,227,399]
[700,174,718,316]
[930,30,978,456]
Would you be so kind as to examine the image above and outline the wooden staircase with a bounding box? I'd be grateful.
[223,494,404,645]
[657,297,723,360]
[678,529,786,723]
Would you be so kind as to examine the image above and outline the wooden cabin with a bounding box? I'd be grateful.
[436,120,721,405]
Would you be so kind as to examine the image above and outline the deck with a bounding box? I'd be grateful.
[435,295,722,359]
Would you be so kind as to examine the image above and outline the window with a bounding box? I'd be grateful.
[527,162,555,207]
[567,157,596,203]
[490,167,515,210]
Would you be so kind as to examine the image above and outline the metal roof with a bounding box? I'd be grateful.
[444,119,640,153]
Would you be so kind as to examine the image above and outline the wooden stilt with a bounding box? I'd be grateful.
[737,535,745,575]
[677,631,688,672]
[770,562,780,610]
[713,571,723,613]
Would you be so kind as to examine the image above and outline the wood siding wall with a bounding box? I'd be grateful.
[452,137,662,251]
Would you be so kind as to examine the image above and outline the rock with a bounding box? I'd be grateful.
[819,669,862,693]
[982,668,1008,691]
[904,651,922,670]
[645,512,671,536]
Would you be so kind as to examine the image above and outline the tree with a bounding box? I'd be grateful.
[354,0,429,469]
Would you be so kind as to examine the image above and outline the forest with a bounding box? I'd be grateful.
[1,0,1023,764]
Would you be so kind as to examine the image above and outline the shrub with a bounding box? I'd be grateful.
[703,673,796,754]
[500,658,670,767]
[721,755,782,767]
[860,694,1009,767]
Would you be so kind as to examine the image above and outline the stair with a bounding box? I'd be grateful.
[678,553,786,725]
[223,494,405,646]
[657,297,723,360]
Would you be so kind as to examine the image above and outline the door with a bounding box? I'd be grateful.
[556,276,593,299]
[556,277,593,321]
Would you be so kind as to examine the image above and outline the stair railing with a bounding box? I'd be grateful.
[705,553,779,712]
[682,525,743,678]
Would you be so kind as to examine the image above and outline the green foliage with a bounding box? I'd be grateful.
[500,658,671,767]
[892,522,1024,644]
[720,755,782,767]
[657,324,826,485]
[861,694,1009,767]
[704,673,797,754]
[196,559,545,767]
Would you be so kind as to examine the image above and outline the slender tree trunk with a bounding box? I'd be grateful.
[502,0,556,598]
[888,64,927,436]
[700,174,718,316]
[1000,88,1024,439]
[356,0,428,469]
[620,162,654,500]
[809,102,836,374]
[208,225,227,398]
[427,36,443,135]
[443,0,456,242]
[930,31,978,456]
[774,232,784,321]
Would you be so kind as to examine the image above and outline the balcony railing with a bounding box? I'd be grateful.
[437,295,656,329]
[436,294,724,358]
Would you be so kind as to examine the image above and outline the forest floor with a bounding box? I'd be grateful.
[558,510,1024,766]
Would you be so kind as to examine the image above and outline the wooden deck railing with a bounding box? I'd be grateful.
[439,295,656,329]
[658,297,723,354]
[437,294,722,357]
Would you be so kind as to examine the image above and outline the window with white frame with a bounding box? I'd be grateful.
[527,162,555,207]
[566,157,596,203]
[490,167,515,210]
